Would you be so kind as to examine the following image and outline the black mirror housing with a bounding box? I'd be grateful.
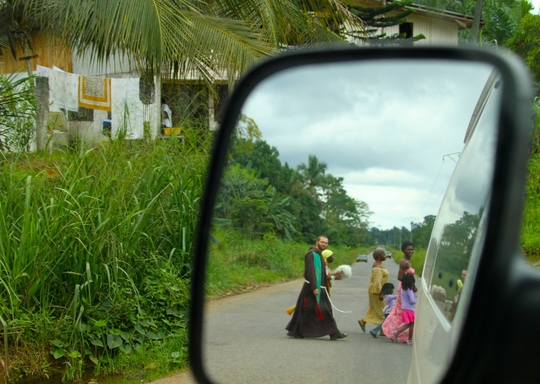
[189,46,534,384]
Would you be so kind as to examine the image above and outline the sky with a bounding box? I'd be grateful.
[533,0,540,13]
[240,59,496,230]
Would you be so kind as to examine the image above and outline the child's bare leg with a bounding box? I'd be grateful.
[394,323,411,336]
[408,323,414,340]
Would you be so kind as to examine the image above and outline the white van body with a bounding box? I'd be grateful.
[407,72,501,384]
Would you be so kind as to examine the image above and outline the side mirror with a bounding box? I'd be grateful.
[189,47,533,383]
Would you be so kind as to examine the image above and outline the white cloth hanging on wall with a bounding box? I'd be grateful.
[111,78,144,139]
[49,66,79,112]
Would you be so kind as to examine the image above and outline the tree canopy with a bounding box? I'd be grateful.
[219,135,373,245]
[2,0,364,82]
[505,13,540,86]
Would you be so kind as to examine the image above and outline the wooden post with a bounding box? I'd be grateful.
[469,0,484,43]
[18,54,38,78]
[35,76,49,151]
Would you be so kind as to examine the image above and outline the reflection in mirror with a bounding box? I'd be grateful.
[412,72,500,379]
[202,60,497,383]
[424,73,499,324]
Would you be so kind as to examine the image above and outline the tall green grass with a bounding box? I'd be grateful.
[522,153,540,261]
[0,135,209,381]
[207,229,362,297]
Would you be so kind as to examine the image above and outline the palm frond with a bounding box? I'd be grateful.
[21,0,273,80]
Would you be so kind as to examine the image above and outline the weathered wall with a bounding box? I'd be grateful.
[0,33,72,74]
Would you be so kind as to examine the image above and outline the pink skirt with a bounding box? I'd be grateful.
[402,309,415,324]
[382,283,409,342]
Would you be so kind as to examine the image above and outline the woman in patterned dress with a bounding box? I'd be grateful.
[358,248,389,333]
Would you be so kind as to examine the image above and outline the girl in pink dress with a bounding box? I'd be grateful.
[382,267,415,342]
[392,273,416,345]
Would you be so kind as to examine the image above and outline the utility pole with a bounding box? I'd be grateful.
[404,217,417,242]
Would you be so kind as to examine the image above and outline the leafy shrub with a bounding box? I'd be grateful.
[0,136,207,381]
[0,74,36,151]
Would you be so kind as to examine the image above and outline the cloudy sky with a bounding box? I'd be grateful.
[240,59,496,230]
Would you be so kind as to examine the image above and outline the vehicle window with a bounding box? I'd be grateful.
[423,74,500,323]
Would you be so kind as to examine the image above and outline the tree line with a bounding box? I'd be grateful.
[214,128,374,246]
[216,130,443,249]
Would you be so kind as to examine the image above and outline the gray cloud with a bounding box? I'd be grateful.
[241,59,496,228]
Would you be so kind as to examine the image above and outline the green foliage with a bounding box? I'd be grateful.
[229,186,297,240]
[372,216,434,250]
[522,153,540,257]
[0,0,34,63]
[232,138,291,194]
[506,13,540,87]
[207,228,357,296]
[220,137,373,246]
[0,136,206,381]
[411,215,436,248]
[480,0,520,45]
[370,226,410,248]
[10,0,364,88]
[320,175,372,246]
[391,247,426,277]
[296,154,328,203]
[350,1,414,29]
[438,211,481,274]
[0,74,36,151]
[288,193,324,243]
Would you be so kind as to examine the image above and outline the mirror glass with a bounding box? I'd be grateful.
[201,59,497,383]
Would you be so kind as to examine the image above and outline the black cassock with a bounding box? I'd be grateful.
[285,248,341,338]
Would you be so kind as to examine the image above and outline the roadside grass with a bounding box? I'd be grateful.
[103,330,190,379]
[0,135,209,382]
[522,153,540,263]
[206,229,362,297]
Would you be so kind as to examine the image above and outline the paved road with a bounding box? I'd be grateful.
[154,257,411,384]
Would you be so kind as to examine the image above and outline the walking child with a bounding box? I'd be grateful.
[370,282,396,338]
[392,274,416,345]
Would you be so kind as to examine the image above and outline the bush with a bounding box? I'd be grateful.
[0,136,207,381]
[0,74,36,151]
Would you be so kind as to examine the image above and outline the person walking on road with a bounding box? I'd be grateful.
[322,249,342,296]
[383,241,415,342]
[391,273,417,345]
[370,282,396,338]
[358,248,389,334]
[286,236,348,340]
[286,248,342,315]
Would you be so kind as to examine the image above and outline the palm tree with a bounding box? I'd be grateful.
[13,0,364,82]
[297,154,328,203]
[17,0,268,82]
[0,0,35,75]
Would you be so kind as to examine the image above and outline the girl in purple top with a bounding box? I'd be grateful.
[370,283,396,338]
[392,273,416,345]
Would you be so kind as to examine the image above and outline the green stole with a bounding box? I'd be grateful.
[313,251,322,304]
